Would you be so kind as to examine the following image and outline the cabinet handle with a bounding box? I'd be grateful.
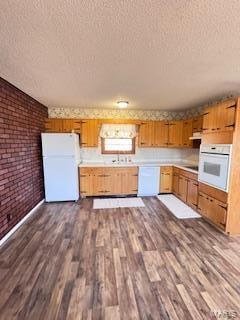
[218,204,227,210]
[80,191,87,193]
[220,222,226,226]
[203,112,210,116]
[198,207,202,211]
[225,124,235,128]
[202,128,208,131]
[193,183,198,186]
[81,142,87,145]
[80,175,87,177]
[132,174,138,177]
[192,203,197,206]
[199,194,203,197]
[140,142,146,145]
[132,189,138,192]
[226,105,236,109]
[211,128,216,131]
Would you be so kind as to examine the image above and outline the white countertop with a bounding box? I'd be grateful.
[78,160,199,174]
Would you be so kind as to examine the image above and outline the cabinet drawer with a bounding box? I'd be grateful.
[199,182,228,203]
[178,169,198,181]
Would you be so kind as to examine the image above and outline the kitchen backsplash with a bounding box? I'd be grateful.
[80,147,199,164]
[48,105,203,120]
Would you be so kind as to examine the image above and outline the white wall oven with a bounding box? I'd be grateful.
[199,144,232,191]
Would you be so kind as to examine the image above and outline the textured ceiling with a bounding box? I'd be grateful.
[1,0,240,110]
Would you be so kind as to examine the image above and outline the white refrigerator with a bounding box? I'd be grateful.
[41,133,80,202]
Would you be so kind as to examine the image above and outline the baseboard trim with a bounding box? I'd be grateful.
[0,199,45,248]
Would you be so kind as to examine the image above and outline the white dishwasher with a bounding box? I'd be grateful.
[138,166,160,196]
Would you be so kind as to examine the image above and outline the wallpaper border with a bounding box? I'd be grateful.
[48,105,204,121]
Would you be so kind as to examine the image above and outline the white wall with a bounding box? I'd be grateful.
[80,146,199,164]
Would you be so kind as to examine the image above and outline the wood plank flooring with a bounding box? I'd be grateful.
[0,197,240,320]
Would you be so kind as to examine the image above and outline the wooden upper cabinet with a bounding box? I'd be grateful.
[45,119,63,132]
[202,99,237,134]
[160,166,173,193]
[81,119,100,147]
[45,118,82,133]
[182,119,193,147]
[62,119,82,133]
[217,100,236,132]
[154,121,169,147]
[202,106,214,133]
[192,115,203,133]
[168,121,183,147]
[138,121,154,147]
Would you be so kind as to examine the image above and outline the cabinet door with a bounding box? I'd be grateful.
[81,120,99,147]
[182,120,193,147]
[202,106,214,133]
[168,121,183,147]
[178,175,188,202]
[121,168,138,194]
[187,179,198,210]
[154,121,169,147]
[210,199,227,230]
[62,119,74,132]
[60,119,82,133]
[192,116,203,133]
[217,100,236,132]
[93,168,111,195]
[79,169,93,196]
[172,171,179,196]
[160,166,173,193]
[138,121,154,147]
[198,192,209,216]
[45,119,63,132]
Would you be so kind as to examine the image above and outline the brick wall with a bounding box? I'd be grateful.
[0,77,48,239]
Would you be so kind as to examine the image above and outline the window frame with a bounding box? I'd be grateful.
[101,137,136,155]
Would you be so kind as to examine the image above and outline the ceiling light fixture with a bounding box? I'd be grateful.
[117,101,128,109]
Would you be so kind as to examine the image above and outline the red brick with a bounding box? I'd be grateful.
[0,77,48,239]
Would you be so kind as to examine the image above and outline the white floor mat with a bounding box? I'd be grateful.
[93,197,145,209]
[157,194,201,219]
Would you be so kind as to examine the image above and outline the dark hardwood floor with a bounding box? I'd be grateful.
[0,197,240,320]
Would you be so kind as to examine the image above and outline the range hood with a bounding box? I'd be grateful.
[189,132,202,140]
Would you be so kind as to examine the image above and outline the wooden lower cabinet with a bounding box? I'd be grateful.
[171,168,229,231]
[79,167,138,196]
[198,192,227,230]
[160,166,173,193]
[120,168,138,195]
[172,168,179,196]
[187,179,199,210]
[79,168,94,196]
[172,167,199,210]
[178,175,188,202]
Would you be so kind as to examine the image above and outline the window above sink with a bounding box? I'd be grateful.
[100,124,137,154]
